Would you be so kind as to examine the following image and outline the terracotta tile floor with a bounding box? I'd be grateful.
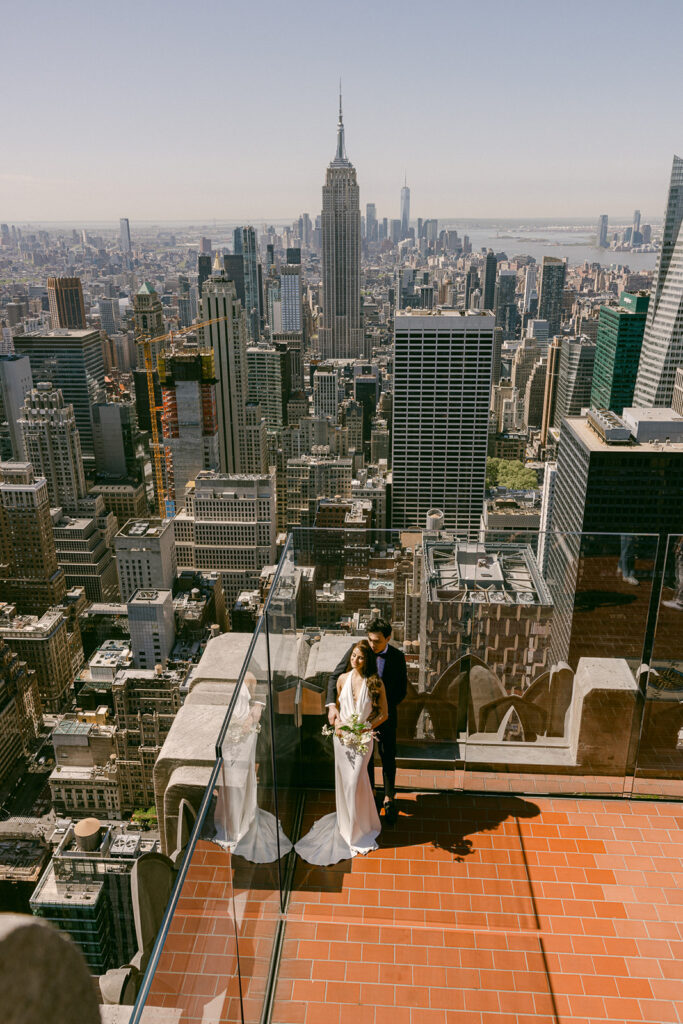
[275,790,683,1024]
[142,788,683,1024]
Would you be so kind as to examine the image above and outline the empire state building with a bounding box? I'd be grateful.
[319,94,363,360]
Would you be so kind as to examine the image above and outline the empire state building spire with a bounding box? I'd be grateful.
[332,82,349,166]
[320,89,362,360]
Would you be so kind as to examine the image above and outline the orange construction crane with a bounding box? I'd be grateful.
[135,315,228,519]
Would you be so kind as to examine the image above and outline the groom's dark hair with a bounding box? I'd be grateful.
[367,616,392,638]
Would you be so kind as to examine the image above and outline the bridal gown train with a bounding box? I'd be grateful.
[213,684,292,863]
[295,672,381,866]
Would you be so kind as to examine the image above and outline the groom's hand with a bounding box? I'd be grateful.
[327,705,339,726]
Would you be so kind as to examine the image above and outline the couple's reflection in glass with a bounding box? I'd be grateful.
[213,679,291,863]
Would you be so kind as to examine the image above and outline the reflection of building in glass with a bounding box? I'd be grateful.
[547,408,683,667]
[419,538,553,693]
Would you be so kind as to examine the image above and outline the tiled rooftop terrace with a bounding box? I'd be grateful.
[143,783,683,1024]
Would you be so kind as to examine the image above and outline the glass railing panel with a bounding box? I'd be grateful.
[632,533,683,798]
[264,536,313,836]
[129,757,243,1024]
[212,619,287,1024]
[458,530,657,797]
[286,525,459,796]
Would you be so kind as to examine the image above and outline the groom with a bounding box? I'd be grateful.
[326,616,408,824]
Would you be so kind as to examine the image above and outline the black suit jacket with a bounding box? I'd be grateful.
[326,642,408,716]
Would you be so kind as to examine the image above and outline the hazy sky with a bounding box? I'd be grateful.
[3,0,682,223]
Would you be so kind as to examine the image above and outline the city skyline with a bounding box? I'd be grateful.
[3,0,683,221]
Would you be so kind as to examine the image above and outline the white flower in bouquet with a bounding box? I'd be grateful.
[321,713,375,755]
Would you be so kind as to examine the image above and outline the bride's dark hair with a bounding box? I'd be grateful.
[346,639,382,719]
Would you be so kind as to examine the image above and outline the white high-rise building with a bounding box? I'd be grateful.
[523,265,537,312]
[120,218,131,254]
[391,310,494,537]
[127,589,175,670]
[633,155,683,407]
[280,264,303,333]
[18,383,86,513]
[200,272,266,474]
[115,518,177,603]
[0,354,33,460]
[313,368,338,420]
[318,93,363,360]
[99,297,120,336]
[400,177,410,239]
[173,469,276,605]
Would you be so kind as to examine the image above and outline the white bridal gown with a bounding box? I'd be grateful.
[295,672,381,866]
[213,684,292,863]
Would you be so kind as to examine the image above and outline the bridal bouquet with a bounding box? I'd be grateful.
[225,713,261,747]
[322,713,376,755]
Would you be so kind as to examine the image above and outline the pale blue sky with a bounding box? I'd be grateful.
[3,0,682,222]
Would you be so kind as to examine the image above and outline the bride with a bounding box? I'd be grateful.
[295,640,388,865]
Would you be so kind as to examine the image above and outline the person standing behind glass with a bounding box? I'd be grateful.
[662,537,683,610]
[326,616,407,824]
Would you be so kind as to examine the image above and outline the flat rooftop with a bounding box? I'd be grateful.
[395,308,495,320]
[117,518,166,538]
[129,589,171,605]
[424,539,551,605]
[570,416,683,453]
[22,329,101,341]
[30,862,102,908]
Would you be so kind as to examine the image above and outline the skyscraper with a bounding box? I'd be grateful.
[18,384,87,512]
[523,264,538,313]
[554,339,596,426]
[464,267,479,309]
[481,251,497,310]
[98,296,119,336]
[197,254,212,296]
[0,639,41,785]
[597,214,609,248]
[246,345,292,430]
[547,408,683,667]
[127,589,175,671]
[540,337,561,445]
[133,283,165,369]
[537,256,566,337]
[590,291,649,415]
[119,218,132,254]
[400,176,410,239]
[174,469,276,605]
[366,203,377,243]
[158,345,220,507]
[115,518,177,604]
[132,282,165,443]
[633,155,683,407]
[494,269,518,338]
[0,462,67,615]
[47,277,86,330]
[13,329,106,455]
[319,92,363,360]
[0,354,32,460]
[201,272,265,474]
[391,310,494,536]
[234,226,261,341]
[280,263,303,334]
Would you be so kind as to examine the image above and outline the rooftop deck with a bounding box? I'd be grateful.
[142,782,683,1024]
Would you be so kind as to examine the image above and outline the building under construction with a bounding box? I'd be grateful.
[158,344,219,510]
